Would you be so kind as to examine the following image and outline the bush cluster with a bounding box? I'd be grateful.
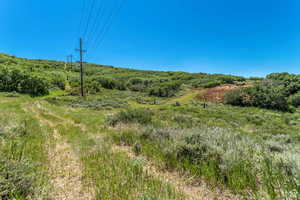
[148,81,181,97]
[0,68,49,96]
[0,159,34,199]
[108,108,153,126]
[289,92,300,107]
[191,74,246,88]
[126,78,154,92]
[267,72,300,95]
[94,77,126,90]
[48,72,66,90]
[225,80,291,111]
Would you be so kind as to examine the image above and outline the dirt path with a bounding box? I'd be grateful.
[26,102,94,200]
[112,145,240,200]
[42,105,239,200]
[27,101,240,200]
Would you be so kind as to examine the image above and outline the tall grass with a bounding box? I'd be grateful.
[110,124,300,199]
[0,99,50,199]
[51,117,185,200]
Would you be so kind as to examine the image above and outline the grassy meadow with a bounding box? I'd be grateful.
[0,53,299,199]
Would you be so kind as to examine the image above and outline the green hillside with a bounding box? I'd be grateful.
[0,53,299,200]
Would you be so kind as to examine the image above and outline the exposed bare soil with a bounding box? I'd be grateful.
[27,103,94,200]
[196,84,243,103]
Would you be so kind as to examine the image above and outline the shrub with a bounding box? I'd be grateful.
[85,80,102,94]
[19,75,49,96]
[68,76,80,88]
[201,80,223,88]
[49,73,66,90]
[0,58,7,64]
[251,80,289,111]
[224,88,253,106]
[288,92,300,107]
[127,78,153,92]
[225,81,291,111]
[267,72,300,95]
[0,68,49,96]
[92,77,126,90]
[249,77,263,81]
[0,159,34,199]
[108,108,153,126]
[148,81,181,97]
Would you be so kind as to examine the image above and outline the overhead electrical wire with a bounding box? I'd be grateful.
[75,0,125,61]
[85,0,105,48]
[82,0,98,40]
[87,0,125,60]
[78,0,87,37]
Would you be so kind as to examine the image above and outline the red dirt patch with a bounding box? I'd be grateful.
[196,84,242,103]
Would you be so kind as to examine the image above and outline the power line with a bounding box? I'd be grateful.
[85,0,116,50]
[82,0,98,39]
[85,0,105,48]
[78,0,87,37]
[73,0,125,63]
[88,0,125,59]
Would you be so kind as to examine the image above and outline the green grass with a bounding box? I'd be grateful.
[36,88,300,199]
[0,95,51,199]
[109,125,299,199]
[1,52,300,199]
[38,103,185,200]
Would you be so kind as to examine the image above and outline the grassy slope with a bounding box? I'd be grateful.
[0,53,299,199]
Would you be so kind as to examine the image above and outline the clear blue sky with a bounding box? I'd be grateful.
[1,0,300,77]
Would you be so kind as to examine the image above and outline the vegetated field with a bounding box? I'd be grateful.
[0,52,299,200]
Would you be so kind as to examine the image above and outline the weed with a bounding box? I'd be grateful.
[108,108,153,126]
[0,159,34,199]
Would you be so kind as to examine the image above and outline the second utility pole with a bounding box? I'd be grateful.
[69,54,73,69]
[76,38,86,97]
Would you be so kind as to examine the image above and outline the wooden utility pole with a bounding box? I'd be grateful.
[69,55,73,68]
[76,38,86,97]
[66,55,73,68]
[66,56,69,70]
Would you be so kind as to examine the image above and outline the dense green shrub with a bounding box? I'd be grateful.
[148,81,181,97]
[126,78,154,92]
[49,73,66,90]
[224,88,253,106]
[0,68,49,96]
[267,72,300,95]
[170,73,195,81]
[288,92,300,107]
[108,108,153,126]
[249,77,263,81]
[20,76,49,96]
[96,77,115,89]
[201,80,224,88]
[191,74,246,88]
[0,58,7,64]
[92,77,126,90]
[225,81,290,111]
[85,79,102,94]
[69,76,80,88]
[250,81,289,111]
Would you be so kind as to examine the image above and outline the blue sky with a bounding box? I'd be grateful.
[1,0,300,77]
